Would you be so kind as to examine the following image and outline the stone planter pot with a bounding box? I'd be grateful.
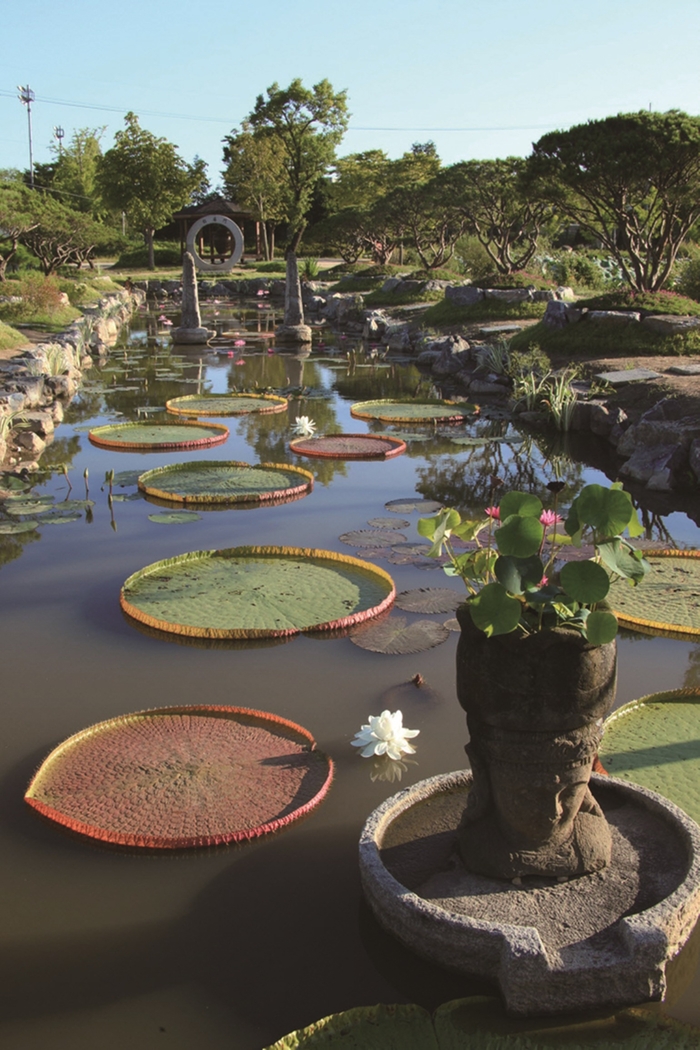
[455,604,617,879]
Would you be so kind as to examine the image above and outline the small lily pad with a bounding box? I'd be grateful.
[38,512,82,525]
[385,498,442,514]
[444,617,460,631]
[450,435,521,447]
[385,431,432,443]
[111,492,145,502]
[395,587,463,614]
[147,511,202,524]
[391,542,432,556]
[113,470,143,487]
[350,616,450,654]
[368,517,411,529]
[339,529,406,548]
[4,498,56,515]
[0,520,39,534]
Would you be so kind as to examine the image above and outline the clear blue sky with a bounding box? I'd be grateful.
[2,0,699,183]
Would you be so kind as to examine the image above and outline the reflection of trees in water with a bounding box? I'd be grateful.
[637,507,678,546]
[63,390,103,424]
[0,527,40,570]
[683,646,700,689]
[38,435,82,472]
[415,434,586,514]
[234,399,348,487]
[332,364,428,402]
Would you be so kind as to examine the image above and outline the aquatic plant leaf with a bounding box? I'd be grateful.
[608,550,700,637]
[350,617,449,654]
[0,520,39,534]
[601,689,700,824]
[499,491,542,519]
[289,434,406,459]
[121,546,395,638]
[495,555,544,595]
[37,512,82,525]
[586,610,618,645]
[25,705,333,849]
[339,529,406,547]
[390,542,432,556]
[111,492,144,502]
[112,470,143,487]
[385,431,432,443]
[385,498,442,514]
[147,511,202,524]
[139,461,313,505]
[166,393,287,416]
[89,421,229,450]
[495,515,543,558]
[264,1003,436,1049]
[560,560,610,603]
[351,400,478,423]
[368,517,411,529]
[468,583,521,636]
[394,588,463,614]
[569,484,637,538]
[4,498,55,515]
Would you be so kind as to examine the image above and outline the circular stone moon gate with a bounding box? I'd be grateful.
[185,214,244,273]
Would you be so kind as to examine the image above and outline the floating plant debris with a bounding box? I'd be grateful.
[25,705,333,849]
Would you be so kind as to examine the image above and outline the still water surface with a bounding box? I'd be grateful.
[1,300,699,1048]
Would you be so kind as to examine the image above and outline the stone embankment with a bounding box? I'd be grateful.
[0,288,145,469]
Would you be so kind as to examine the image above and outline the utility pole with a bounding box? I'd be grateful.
[18,85,35,188]
[54,125,65,155]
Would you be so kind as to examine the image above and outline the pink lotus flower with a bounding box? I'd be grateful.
[257,290,264,296]
[158,314,167,322]
[162,319,173,326]
[234,339,245,346]
[214,310,220,316]
[234,359,245,365]
[213,299,220,304]
[485,506,500,520]
[227,351,234,357]
[539,509,563,527]
[538,575,549,588]
[267,347,274,354]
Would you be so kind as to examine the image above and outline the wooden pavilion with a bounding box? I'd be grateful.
[172,197,262,262]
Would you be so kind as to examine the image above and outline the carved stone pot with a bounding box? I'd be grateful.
[455,603,617,880]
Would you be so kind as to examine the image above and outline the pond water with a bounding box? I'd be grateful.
[1,298,699,1049]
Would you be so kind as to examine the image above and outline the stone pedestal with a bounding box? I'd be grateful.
[171,252,215,345]
[276,253,312,344]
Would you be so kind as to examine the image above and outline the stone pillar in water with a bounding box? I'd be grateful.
[275,252,312,343]
[171,252,215,344]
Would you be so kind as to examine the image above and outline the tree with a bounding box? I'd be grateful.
[449,157,550,275]
[19,194,102,275]
[96,113,206,268]
[0,174,39,280]
[222,129,288,259]
[245,79,349,254]
[528,110,700,291]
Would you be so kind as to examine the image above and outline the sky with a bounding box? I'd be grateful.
[2,0,700,185]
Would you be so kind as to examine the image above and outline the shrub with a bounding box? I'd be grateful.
[675,257,700,302]
[114,242,182,268]
[253,260,287,273]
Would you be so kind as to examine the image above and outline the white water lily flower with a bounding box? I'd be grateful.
[291,416,317,437]
[352,709,419,760]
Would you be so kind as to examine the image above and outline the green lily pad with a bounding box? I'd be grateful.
[450,435,521,447]
[351,399,478,424]
[111,492,145,502]
[90,421,230,451]
[601,689,700,823]
[147,511,202,524]
[38,512,82,525]
[368,517,411,529]
[3,497,56,515]
[138,461,313,505]
[350,616,450,654]
[0,520,39,534]
[384,431,432,443]
[113,470,143,487]
[121,546,395,639]
[166,393,287,416]
[339,529,406,548]
[385,498,443,514]
[395,587,463,614]
[609,550,700,637]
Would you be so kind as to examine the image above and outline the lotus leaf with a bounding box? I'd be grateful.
[166,393,287,416]
[351,399,478,424]
[138,461,313,505]
[395,588,463,613]
[121,546,395,638]
[25,705,333,849]
[37,512,82,525]
[4,498,55,516]
[601,690,700,823]
[339,529,407,547]
[89,421,229,451]
[609,550,700,637]
[350,616,449,654]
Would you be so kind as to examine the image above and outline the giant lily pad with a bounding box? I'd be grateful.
[165,393,287,416]
[609,549,700,637]
[351,399,479,424]
[600,689,700,823]
[138,461,314,505]
[289,433,406,459]
[350,616,449,654]
[368,517,411,529]
[25,705,333,849]
[394,587,464,614]
[121,546,395,639]
[89,421,229,451]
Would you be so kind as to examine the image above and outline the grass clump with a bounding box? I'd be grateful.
[422,297,547,327]
[0,275,80,329]
[364,287,445,307]
[576,289,700,316]
[0,320,27,353]
[59,276,121,306]
[252,260,287,274]
[509,318,700,358]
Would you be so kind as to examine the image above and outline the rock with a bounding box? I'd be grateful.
[423,279,451,291]
[7,377,45,407]
[543,300,580,328]
[171,252,215,344]
[381,277,403,293]
[690,439,700,484]
[416,349,442,368]
[445,285,484,306]
[555,286,575,300]
[587,310,641,325]
[50,401,64,424]
[269,279,286,299]
[321,293,365,325]
[44,375,78,399]
[596,368,661,385]
[276,253,312,344]
[479,325,522,337]
[532,289,557,301]
[468,378,509,395]
[19,411,54,438]
[427,334,471,357]
[363,310,389,340]
[385,323,413,351]
[15,431,46,456]
[304,295,327,313]
[483,288,533,303]
[642,315,700,336]
[619,443,687,491]
[665,363,700,375]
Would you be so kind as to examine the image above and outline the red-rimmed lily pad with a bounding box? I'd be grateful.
[395,587,464,614]
[339,529,407,548]
[166,393,287,416]
[289,433,406,459]
[350,616,450,654]
[385,497,443,514]
[350,400,478,424]
[120,546,395,639]
[609,549,700,638]
[89,421,229,451]
[25,705,333,849]
[138,461,314,505]
[601,689,700,824]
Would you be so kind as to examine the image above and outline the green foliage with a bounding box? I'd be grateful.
[576,288,700,316]
[508,343,551,377]
[529,110,700,291]
[421,297,546,326]
[222,129,288,260]
[113,242,182,268]
[417,482,648,641]
[454,234,495,281]
[97,112,206,268]
[299,257,319,280]
[509,318,700,358]
[675,254,700,301]
[0,273,80,326]
[364,286,445,307]
[0,319,26,352]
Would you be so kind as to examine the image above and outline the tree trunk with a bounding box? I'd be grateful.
[287,225,305,256]
[262,222,270,261]
[269,225,275,260]
[144,228,155,270]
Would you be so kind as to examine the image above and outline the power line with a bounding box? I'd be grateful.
[0,87,561,133]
